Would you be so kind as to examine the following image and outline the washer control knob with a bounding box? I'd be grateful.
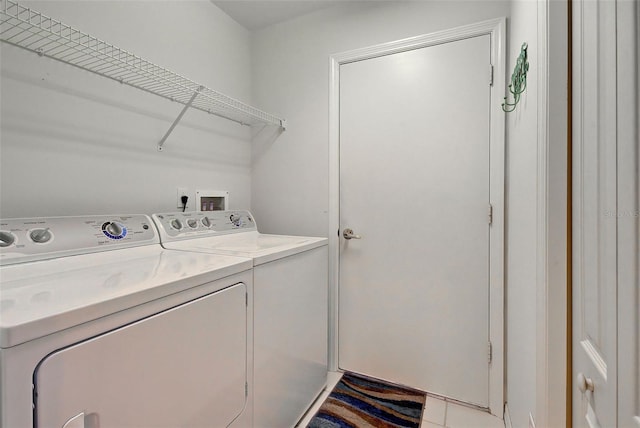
[0,231,16,247]
[201,217,211,228]
[101,221,127,239]
[187,219,198,229]
[170,219,183,231]
[105,222,123,237]
[30,228,52,244]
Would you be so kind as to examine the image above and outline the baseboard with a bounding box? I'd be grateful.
[504,403,513,428]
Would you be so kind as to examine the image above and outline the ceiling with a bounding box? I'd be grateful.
[211,1,350,31]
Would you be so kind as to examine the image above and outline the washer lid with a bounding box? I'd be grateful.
[162,231,328,265]
[0,245,252,348]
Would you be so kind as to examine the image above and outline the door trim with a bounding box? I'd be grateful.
[328,17,506,416]
[537,1,570,426]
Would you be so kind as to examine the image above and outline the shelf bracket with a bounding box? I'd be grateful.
[157,86,204,151]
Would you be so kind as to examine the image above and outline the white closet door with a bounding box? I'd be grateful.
[572,0,619,426]
[615,0,640,426]
[35,283,247,428]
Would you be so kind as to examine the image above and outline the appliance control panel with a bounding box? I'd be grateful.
[152,211,257,242]
[0,215,158,265]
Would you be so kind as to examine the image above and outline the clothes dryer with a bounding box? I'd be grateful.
[152,211,328,428]
[0,215,253,428]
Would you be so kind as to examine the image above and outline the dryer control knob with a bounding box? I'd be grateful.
[30,228,52,244]
[0,231,16,247]
[201,217,211,228]
[230,214,242,227]
[170,219,183,231]
[105,222,123,237]
[187,219,198,229]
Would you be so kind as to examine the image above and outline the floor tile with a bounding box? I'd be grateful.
[422,396,447,425]
[445,402,503,428]
[421,422,446,428]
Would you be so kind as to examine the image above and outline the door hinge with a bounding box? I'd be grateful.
[488,341,493,364]
[246,292,248,307]
[489,65,494,86]
[245,382,248,397]
[488,204,493,225]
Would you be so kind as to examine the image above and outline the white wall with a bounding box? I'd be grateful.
[505,1,567,427]
[0,2,565,425]
[0,1,253,218]
[250,0,510,237]
[504,0,539,426]
[250,1,563,426]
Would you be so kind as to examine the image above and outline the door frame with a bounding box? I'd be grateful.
[328,18,506,416]
[537,1,570,426]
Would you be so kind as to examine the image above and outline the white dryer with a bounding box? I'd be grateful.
[0,215,254,428]
[151,211,328,428]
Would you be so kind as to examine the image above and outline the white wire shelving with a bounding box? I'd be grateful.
[0,0,286,150]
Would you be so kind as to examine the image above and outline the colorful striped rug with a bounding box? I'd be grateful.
[306,372,426,428]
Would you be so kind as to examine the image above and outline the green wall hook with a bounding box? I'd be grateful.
[502,42,529,112]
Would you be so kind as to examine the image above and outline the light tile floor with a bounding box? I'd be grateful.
[421,395,504,428]
[295,372,504,428]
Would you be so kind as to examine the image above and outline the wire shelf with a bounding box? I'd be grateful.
[0,0,285,134]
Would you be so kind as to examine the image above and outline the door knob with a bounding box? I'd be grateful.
[577,372,594,393]
[343,228,361,240]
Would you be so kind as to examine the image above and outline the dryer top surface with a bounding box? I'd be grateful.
[161,231,327,265]
[152,210,327,265]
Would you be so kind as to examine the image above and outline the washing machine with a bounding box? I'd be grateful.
[0,214,254,428]
[151,211,328,428]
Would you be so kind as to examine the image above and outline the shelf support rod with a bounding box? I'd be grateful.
[157,86,203,151]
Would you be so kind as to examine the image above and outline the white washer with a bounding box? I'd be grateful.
[152,211,328,428]
[0,215,254,428]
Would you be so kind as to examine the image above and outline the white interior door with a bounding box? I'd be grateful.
[573,0,639,426]
[572,0,617,426]
[338,34,492,407]
[615,1,640,426]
